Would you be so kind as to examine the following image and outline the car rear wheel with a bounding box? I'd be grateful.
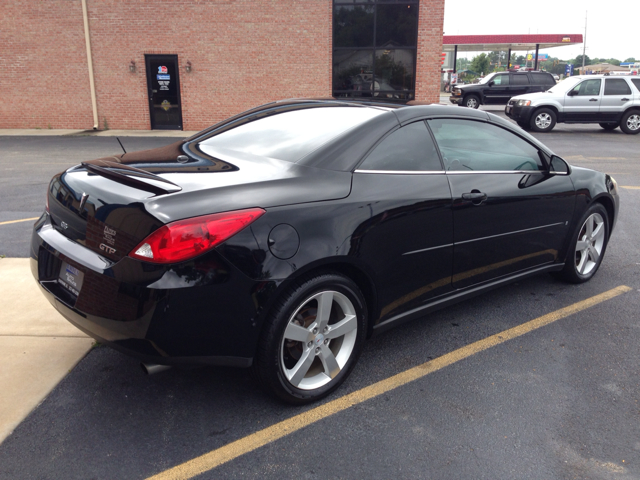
[620,111,640,134]
[463,95,480,109]
[530,108,556,133]
[555,203,609,284]
[599,123,619,131]
[253,272,367,404]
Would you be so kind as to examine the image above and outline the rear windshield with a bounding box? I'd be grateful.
[199,107,385,163]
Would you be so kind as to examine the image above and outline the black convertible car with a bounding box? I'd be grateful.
[31,99,619,404]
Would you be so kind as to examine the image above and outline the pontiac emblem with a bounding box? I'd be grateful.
[79,193,89,211]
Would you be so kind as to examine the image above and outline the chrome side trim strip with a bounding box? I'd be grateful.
[446,170,545,175]
[403,243,454,256]
[456,222,566,245]
[354,169,445,175]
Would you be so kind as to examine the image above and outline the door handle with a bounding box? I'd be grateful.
[621,98,630,101]
[589,98,598,101]
[462,191,488,203]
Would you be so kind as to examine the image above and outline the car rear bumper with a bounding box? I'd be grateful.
[30,214,270,367]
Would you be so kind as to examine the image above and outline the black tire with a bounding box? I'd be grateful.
[529,108,557,133]
[619,110,640,135]
[463,94,480,109]
[555,203,609,284]
[599,122,618,131]
[253,272,368,405]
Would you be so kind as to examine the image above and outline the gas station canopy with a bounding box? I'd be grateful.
[443,34,584,52]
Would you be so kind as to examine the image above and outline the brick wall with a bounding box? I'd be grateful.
[415,0,445,103]
[2,0,444,131]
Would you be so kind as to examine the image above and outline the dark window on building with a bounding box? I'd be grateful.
[358,121,442,171]
[604,78,632,95]
[511,74,530,85]
[333,1,419,101]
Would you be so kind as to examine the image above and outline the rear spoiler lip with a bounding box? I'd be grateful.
[81,160,182,196]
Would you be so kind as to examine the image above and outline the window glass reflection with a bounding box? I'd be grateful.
[200,107,385,163]
[373,49,415,97]
[333,5,374,48]
[375,4,417,47]
[333,50,374,94]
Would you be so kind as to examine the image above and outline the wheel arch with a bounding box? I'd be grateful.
[263,258,380,339]
[592,194,615,235]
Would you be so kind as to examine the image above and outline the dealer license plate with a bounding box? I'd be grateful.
[58,262,84,297]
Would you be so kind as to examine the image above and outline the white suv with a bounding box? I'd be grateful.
[505,75,640,134]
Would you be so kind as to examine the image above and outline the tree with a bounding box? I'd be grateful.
[573,54,591,67]
[470,53,490,76]
[623,57,636,63]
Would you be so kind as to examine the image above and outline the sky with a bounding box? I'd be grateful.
[443,0,638,62]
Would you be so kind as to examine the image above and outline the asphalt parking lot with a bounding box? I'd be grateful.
[1,114,639,479]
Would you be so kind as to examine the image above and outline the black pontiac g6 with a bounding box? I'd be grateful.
[31,100,619,403]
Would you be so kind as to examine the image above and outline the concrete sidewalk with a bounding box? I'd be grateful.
[0,129,199,137]
[0,258,93,445]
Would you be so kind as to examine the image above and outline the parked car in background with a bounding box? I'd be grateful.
[506,75,640,134]
[450,71,556,109]
[31,100,619,404]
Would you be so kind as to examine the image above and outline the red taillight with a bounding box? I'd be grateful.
[129,208,265,264]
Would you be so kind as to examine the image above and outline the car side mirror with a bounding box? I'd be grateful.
[567,90,578,97]
[488,81,494,87]
[549,155,571,175]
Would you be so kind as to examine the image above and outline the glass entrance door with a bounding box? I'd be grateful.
[145,55,183,130]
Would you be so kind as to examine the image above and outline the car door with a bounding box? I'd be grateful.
[427,118,575,290]
[563,78,602,121]
[600,78,634,123]
[352,121,454,323]
[509,73,530,98]
[485,73,511,104]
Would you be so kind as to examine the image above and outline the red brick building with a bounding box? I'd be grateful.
[1,0,444,131]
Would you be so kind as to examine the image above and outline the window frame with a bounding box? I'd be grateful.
[603,78,632,96]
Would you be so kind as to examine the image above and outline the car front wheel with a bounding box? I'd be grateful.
[620,111,640,134]
[463,95,480,109]
[530,108,557,132]
[253,272,367,404]
[556,203,609,284]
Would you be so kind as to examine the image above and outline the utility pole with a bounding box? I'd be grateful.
[582,11,587,68]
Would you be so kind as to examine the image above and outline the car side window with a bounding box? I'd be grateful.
[511,75,530,85]
[358,121,443,172]
[493,74,509,85]
[631,79,640,92]
[571,79,602,96]
[604,78,632,95]
[531,73,554,86]
[427,119,544,172]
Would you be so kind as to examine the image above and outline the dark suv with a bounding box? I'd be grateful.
[450,71,556,109]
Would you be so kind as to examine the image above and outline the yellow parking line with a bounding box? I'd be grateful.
[621,186,640,190]
[0,217,39,226]
[147,285,631,480]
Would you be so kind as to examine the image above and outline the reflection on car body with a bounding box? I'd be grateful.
[31,99,619,404]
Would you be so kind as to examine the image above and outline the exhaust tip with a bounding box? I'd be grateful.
[141,363,172,375]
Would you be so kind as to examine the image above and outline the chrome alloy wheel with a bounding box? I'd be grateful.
[535,112,552,129]
[575,212,606,276]
[625,114,640,131]
[465,97,478,108]
[280,290,358,390]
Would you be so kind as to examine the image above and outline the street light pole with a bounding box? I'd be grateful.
[582,11,587,68]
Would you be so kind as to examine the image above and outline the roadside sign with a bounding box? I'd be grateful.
[565,64,574,76]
